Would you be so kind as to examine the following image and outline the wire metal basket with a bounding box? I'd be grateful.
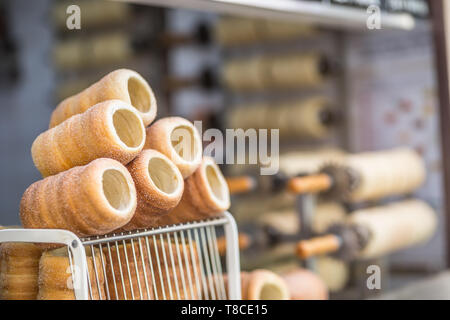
[0,212,241,300]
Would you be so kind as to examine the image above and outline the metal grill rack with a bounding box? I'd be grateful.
[0,212,241,300]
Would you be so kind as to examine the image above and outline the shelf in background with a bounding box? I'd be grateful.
[116,0,415,30]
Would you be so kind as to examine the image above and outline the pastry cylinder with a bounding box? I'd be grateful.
[38,247,105,300]
[347,148,426,202]
[20,158,137,237]
[155,157,230,227]
[145,117,203,178]
[120,149,184,231]
[238,270,290,300]
[33,100,145,177]
[0,243,42,300]
[50,69,157,127]
[349,199,437,259]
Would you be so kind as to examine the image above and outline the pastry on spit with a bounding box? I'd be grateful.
[50,69,157,127]
[145,117,202,178]
[33,100,145,177]
[38,247,105,300]
[155,156,230,227]
[120,149,184,231]
[20,158,137,238]
[0,243,42,300]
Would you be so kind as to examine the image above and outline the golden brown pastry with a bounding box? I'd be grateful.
[240,270,290,300]
[120,149,184,231]
[20,158,137,238]
[103,242,153,300]
[144,117,202,178]
[0,243,42,300]
[50,69,157,127]
[38,247,105,300]
[155,157,230,227]
[281,268,328,300]
[33,100,145,177]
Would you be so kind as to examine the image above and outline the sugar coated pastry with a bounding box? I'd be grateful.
[144,117,202,178]
[33,100,145,177]
[20,158,137,237]
[38,247,105,300]
[155,157,230,227]
[120,149,184,231]
[0,243,42,300]
[50,69,156,127]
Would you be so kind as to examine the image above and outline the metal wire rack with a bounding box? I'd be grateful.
[0,211,241,300]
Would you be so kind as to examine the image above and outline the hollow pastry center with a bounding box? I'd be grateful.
[102,169,131,212]
[170,125,199,162]
[147,157,179,194]
[259,283,286,300]
[206,164,226,201]
[112,108,144,148]
[128,76,151,113]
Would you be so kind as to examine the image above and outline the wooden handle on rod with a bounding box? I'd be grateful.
[296,234,341,259]
[287,174,332,194]
[226,176,256,194]
[217,232,251,256]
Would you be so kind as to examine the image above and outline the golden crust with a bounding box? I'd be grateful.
[121,149,184,231]
[20,158,137,237]
[50,69,157,128]
[32,100,145,177]
[38,247,105,300]
[0,243,42,300]
[144,117,202,178]
[155,157,230,227]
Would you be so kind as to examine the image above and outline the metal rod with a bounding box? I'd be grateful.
[159,234,174,299]
[144,235,159,299]
[89,244,103,300]
[98,243,111,300]
[130,238,144,299]
[211,226,227,299]
[166,233,181,299]
[180,230,195,299]
[200,227,217,300]
[82,218,228,245]
[194,228,210,299]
